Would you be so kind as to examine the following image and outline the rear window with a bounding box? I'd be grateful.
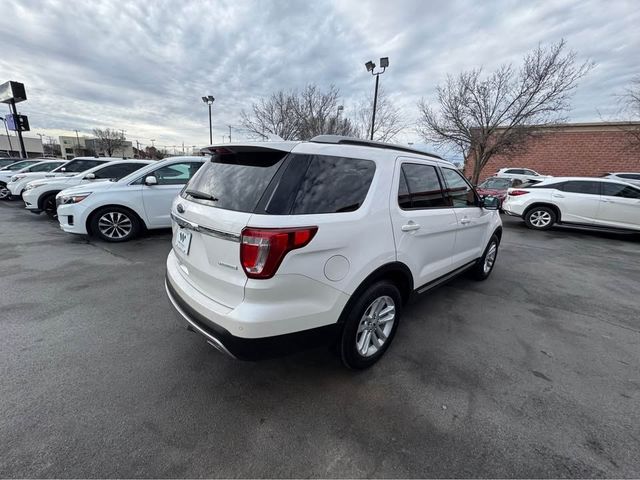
[185,150,287,212]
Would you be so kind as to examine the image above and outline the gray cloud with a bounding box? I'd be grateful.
[1,0,638,153]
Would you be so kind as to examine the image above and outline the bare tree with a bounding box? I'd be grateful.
[417,40,593,184]
[241,84,357,140]
[354,88,405,142]
[619,76,640,151]
[92,128,126,156]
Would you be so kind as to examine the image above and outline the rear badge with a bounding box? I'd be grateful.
[176,203,185,213]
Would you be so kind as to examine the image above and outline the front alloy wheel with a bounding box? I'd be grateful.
[90,207,140,242]
[0,185,10,200]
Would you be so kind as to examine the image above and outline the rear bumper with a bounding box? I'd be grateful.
[165,275,340,360]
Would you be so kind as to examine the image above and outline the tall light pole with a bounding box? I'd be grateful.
[0,116,14,156]
[201,95,215,145]
[364,57,389,140]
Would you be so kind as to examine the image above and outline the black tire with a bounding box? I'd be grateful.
[339,281,402,369]
[41,193,58,219]
[90,206,140,243]
[0,183,10,200]
[471,234,499,281]
[524,206,556,230]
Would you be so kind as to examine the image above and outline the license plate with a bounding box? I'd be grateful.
[175,228,192,255]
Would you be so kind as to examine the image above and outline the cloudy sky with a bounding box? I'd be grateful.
[1,0,639,157]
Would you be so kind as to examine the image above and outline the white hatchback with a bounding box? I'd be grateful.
[496,167,551,183]
[165,136,503,368]
[56,156,206,242]
[503,177,640,232]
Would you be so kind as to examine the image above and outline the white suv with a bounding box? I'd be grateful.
[0,160,65,199]
[56,156,206,242]
[496,167,550,183]
[165,137,503,368]
[22,160,152,217]
[7,157,115,198]
[502,177,640,232]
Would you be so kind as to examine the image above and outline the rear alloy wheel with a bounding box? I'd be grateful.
[42,193,58,218]
[0,184,10,200]
[91,207,140,242]
[339,281,402,369]
[524,206,556,230]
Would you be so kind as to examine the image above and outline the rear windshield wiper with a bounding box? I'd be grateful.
[185,189,218,201]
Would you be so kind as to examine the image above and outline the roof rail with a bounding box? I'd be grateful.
[309,135,443,160]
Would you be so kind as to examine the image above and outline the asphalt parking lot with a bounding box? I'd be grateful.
[1,200,639,478]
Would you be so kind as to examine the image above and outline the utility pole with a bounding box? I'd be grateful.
[74,129,81,156]
[228,125,232,143]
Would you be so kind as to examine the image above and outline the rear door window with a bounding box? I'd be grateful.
[618,174,640,180]
[399,163,448,209]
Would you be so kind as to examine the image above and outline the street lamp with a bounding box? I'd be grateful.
[0,116,15,156]
[202,95,215,145]
[364,57,389,140]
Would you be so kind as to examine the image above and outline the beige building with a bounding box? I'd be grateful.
[59,135,134,160]
[0,134,44,158]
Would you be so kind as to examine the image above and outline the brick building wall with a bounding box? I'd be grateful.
[464,123,640,182]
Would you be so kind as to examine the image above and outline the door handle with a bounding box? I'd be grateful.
[460,218,471,225]
[552,193,565,198]
[601,198,613,203]
[401,222,421,232]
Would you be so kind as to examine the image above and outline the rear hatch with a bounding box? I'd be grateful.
[171,145,295,308]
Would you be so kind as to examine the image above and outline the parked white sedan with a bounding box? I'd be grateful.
[22,160,152,217]
[503,177,640,232]
[57,156,206,242]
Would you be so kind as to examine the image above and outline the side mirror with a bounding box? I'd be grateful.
[144,175,158,186]
[481,195,500,210]
[84,172,96,180]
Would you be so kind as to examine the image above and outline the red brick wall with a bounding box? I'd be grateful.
[465,129,640,182]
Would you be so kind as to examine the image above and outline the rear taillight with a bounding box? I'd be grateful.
[240,227,318,279]
[508,189,530,196]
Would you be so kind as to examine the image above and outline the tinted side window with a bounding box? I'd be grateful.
[63,160,106,173]
[154,162,201,185]
[289,155,375,214]
[28,163,57,172]
[397,170,412,209]
[602,183,640,199]
[560,181,600,195]
[618,174,640,180]
[442,168,477,207]
[399,164,447,209]
[94,163,145,180]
